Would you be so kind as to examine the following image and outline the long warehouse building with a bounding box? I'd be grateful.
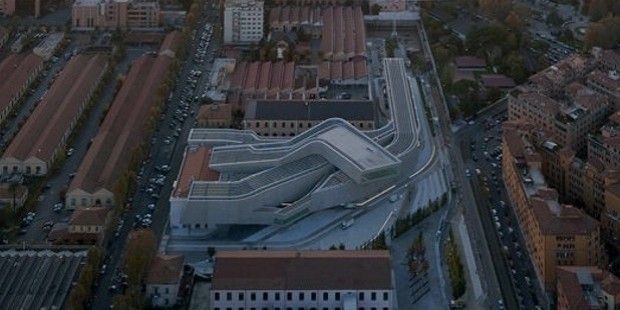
[0,53,44,124]
[0,52,109,176]
[66,54,172,209]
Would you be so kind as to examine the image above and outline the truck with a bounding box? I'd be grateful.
[340,218,354,229]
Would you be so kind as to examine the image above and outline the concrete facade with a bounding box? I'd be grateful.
[72,0,161,31]
[223,0,263,44]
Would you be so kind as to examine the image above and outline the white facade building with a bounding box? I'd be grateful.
[210,250,396,310]
[223,0,264,44]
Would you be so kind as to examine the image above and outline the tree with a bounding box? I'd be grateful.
[588,0,609,22]
[122,229,157,286]
[8,180,18,210]
[546,10,564,27]
[68,284,87,310]
[207,247,216,259]
[370,4,381,15]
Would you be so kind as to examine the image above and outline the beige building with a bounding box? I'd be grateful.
[243,99,375,137]
[48,206,112,245]
[211,250,395,310]
[197,104,233,128]
[223,0,264,44]
[146,254,185,308]
[508,83,613,154]
[502,122,603,290]
[556,266,620,310]
[72,0,161,31]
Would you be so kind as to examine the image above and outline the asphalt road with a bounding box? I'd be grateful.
[91,3,222,309]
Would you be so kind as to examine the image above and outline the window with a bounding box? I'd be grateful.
[227,292,232,300]
[275,292,280,301]
[215,292,220,301]
[311,292,316,301]
[299,292,304,300]
[383,292,388,301]
[287,292,292,300]
[323,292,328,300]
[336,292,340,301]
[263,292,268,300]
[359,292,365,301]
[251,292,256,301]
[371,292,376,301]
[238,292,244,300]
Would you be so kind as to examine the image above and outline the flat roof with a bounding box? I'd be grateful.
[212,250,392,290]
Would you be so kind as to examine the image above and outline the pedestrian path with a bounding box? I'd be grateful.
[409,168,447,214]
[456,214,484,300]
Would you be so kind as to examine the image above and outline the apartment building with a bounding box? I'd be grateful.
[556,266,620,310]
[72,0,161,31]
[210,250,395,310]
[243,99,375,136]
[502,121,603,290]
[223,0,263,44]
[508,82,612,154]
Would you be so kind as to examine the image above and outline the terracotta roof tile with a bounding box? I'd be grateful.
[0,53,43,116]
[173,146,219,198]
[69,207,110,226]
[213,250,392,290]
[147,254,184,284]
[3,53,108,164]
[68,55,172,196]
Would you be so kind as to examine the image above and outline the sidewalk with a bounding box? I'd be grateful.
[450,212,486,310]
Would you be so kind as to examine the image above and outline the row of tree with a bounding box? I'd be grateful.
[445,230,466,299]
[68,247,103,310]
[112,229,158,309]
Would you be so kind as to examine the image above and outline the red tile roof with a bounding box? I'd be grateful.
[530,198,598,236]
[320,7,365,61]
[68,55,172,196]
[159,31,182,57]
[0,53,44,116]
[480,74,515,88]
[453,56,487,68]
[3,53,108,163]
[147,254,184,284]
[212,250,392,290]
[69,207,110,226]
[173,146,219,198]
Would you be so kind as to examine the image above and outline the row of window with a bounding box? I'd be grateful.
[215,291,389,302]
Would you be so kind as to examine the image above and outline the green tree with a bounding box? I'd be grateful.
[546,10,564,27]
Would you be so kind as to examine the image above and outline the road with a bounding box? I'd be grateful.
[91,2,222,308]
[459,105,547,309]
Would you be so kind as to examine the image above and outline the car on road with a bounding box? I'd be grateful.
[52,203,64,213]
